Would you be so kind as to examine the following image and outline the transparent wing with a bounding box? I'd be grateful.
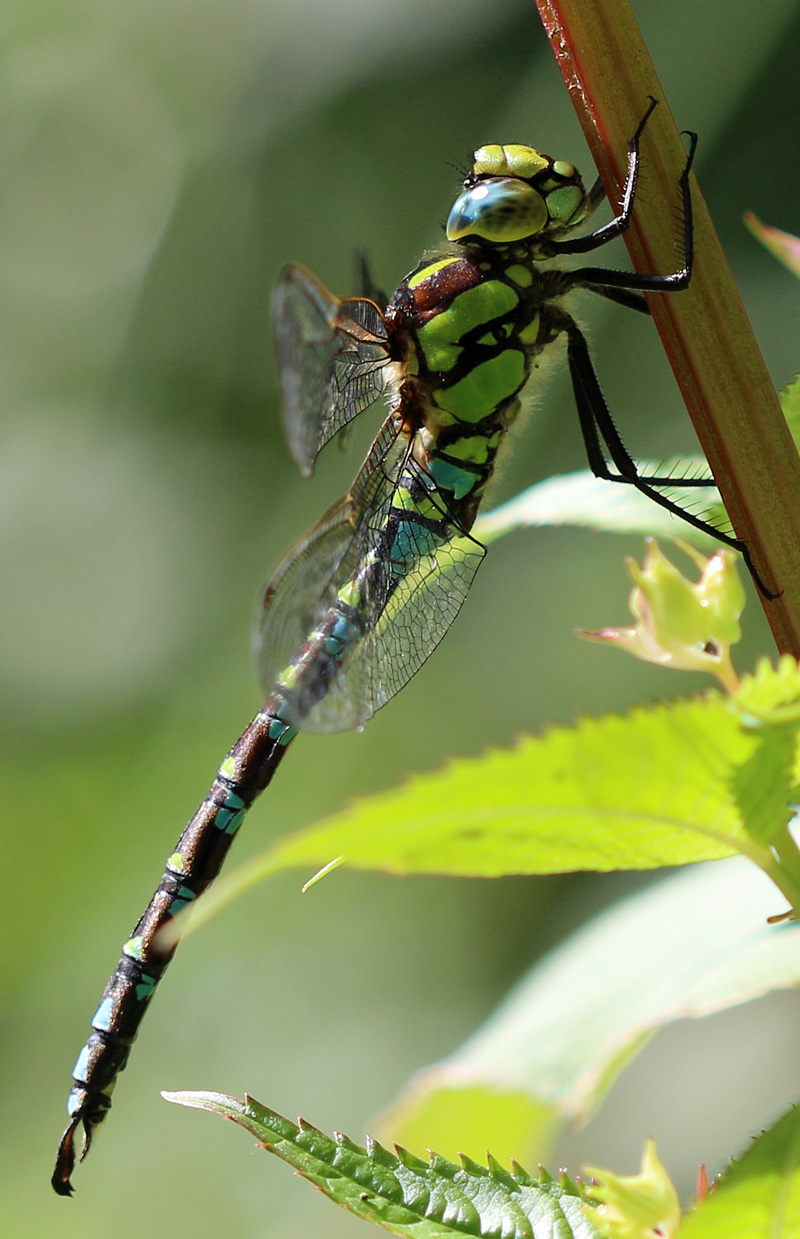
[272,263,392,477]
[255,418,486,734]
[254,417,410,725]
[315,510,485,733]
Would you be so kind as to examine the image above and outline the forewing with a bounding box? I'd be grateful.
[257,418,486,734]
[255,417,409,727]
[254,498,358,707]
[308,495,485,733]
[272,264,391,476]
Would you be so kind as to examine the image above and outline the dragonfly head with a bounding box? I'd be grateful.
[446,143,590,247]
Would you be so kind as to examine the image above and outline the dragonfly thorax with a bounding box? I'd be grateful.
[446,142,590,248]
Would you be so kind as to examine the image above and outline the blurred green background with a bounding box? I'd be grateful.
[4,1,800,1234]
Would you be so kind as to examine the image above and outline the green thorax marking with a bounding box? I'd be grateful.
[390,252,550,469]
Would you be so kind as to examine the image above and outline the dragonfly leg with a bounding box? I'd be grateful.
[548,97,664,258]
[354,247,388,306]
[561,308,780,597]
[560,308,748,540]
[564,122,696,293]
[583,284,651,315]
[585,171,607,218]
[553,103,697,300]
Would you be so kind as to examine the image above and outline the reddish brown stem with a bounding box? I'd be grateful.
[536,0,800,656]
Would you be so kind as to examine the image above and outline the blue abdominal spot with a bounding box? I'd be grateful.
[71,1045,93,1085]
[390,519,442,572]
[330,613,358,644]
[91,997,115,1033]
[428,456,476,500]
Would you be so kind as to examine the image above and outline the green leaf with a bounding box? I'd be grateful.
[730,657,800,899]
[779,374,800,455]
[473,464,724,547]
[734,654,800,722]
[175,662,800,940]
[731,723,796,847]
[374,1088,562,1188]
[236,697,763,878]
[677,1105,800,1239]
[376,860,800,1167]
[162,1090,600,1239]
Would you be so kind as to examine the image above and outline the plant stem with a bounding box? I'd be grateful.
[536,0,800,658]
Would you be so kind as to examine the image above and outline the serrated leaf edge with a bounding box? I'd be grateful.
[163,1091,596,1239]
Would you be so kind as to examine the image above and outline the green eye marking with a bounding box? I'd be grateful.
[547,184,587,224]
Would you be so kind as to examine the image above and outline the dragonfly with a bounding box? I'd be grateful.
[53,99,738,1196]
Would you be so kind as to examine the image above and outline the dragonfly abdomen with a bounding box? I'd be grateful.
[272,596,366,724]
[53,712,293,1194]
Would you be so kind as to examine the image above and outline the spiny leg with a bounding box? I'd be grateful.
[583,284,651,315]
[563,126,697,294]
[354,247,388,307]
[559,311,770,577]
[547,109,726,498]
[547,96,661,259]
[559,116,772,594]
[564,311,723,496]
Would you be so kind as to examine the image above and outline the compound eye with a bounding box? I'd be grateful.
[446,178,548,243]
